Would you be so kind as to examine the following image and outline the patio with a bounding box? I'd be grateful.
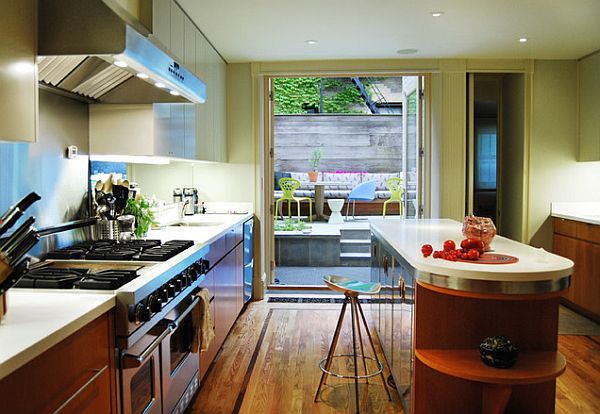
[273,217,402,286]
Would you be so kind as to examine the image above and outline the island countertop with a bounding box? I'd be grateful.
[370,218,573,294]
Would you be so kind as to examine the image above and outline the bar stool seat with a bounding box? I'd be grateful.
[315,275,392,413]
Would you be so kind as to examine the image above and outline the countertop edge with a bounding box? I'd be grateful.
[0,294,116,381]
[370,219,573,294]
[550,212,600,226]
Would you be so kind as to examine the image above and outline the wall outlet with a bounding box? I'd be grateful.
[66,145,78,159]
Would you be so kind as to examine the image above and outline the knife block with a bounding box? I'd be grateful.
[0,293,5,323]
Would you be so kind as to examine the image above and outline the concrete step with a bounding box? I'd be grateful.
[340,239,371,254]
[340,228,371,240]
[339,252,371,267]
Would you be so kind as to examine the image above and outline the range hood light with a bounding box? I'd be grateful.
[154,82,166,88]
[169,90,180,96]
[90,154,171,165]
[113,60,128,68]
[136,72,149,79]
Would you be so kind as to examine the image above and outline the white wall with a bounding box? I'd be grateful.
[528,60,600,249]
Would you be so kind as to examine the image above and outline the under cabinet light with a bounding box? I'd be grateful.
[136,72,149,79]
[154,82,166,88]
[114,60,128,68]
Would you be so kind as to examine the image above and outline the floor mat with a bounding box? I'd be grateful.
[268,296,369,304]
[558,305,600,336]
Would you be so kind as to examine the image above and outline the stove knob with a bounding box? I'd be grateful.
[180,272,191,287]
[201,259,210,273]
[157,287,169,303]
[173,277,183,292]
[167,283,177,297]
[148,295,162,313]
[134,303,151,324]
[188,265,199,281]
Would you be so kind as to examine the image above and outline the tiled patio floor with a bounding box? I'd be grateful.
[274,266,371,285]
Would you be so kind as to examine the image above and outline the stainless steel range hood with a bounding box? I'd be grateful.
[38,0,206,104]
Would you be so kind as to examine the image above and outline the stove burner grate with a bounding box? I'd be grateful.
[15,268,89,289]
[78,269,139,289]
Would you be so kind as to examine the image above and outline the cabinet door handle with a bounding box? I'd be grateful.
[383,255,388,275]
[398,276,406,302]
[373,244,377,256]
[53,365,108,414]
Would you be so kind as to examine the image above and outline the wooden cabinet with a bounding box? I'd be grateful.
[199,223,245,380]
[553,217,600,321]
[370,233,414,411]
[0,0,37,142]
[0,312,116,413]
[578,51,600,161]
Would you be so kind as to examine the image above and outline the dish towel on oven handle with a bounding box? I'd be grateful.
[192,287,215,353]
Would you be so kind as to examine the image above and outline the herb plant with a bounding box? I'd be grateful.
[123,196,156,238]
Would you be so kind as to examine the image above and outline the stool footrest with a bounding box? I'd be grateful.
[319,354,384,380]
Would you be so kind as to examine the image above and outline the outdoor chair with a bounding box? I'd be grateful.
[345,180,377,221]
[275,177,313,223]
[383,177,403,218]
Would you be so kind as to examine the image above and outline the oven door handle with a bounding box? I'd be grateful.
[123,325,174,367]
[164,296,201,329]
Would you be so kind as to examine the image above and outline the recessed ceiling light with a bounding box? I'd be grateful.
[519,37,528,43]
[113,60,127,68]
[305,40,318,45]
[154,82,166,88]
[169,90,180,96]
[136,72,149,79]
[430,11,444,17]
[397,48,418,55]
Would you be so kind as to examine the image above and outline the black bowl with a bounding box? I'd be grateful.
[479,336,519,369]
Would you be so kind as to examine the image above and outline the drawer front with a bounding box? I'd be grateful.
[576,221,600,244]
[55,365,112,414]
[0,313,113,413]
[553,218,577,237]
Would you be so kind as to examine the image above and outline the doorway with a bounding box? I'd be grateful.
[467,73,526,241]
[265,75,426,289]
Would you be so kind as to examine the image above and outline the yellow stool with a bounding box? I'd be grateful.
[383,177,403,218]
[314,275,392,413]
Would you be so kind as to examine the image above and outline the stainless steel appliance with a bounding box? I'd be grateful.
[243,218,254,303]
[16,238,210,414]
[37,0,206,104]
[182,188,198,216]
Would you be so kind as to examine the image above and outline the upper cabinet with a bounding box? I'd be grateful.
[578,51,600,161]
[0,0,37,142]
[151,0,227,163]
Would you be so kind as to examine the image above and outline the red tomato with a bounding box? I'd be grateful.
[443,240,456,252]
[461,238,485,254]
[433,251,441,259]
[467,248,480,260]
[421,244,433,257]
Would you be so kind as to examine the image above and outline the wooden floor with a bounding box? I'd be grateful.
[187,298,600,414]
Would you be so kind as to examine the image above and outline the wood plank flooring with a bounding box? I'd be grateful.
[187,298,600,414]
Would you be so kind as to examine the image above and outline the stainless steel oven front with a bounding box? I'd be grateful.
[120,293,201,414]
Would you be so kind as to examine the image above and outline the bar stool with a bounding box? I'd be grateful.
[314,275,392,413]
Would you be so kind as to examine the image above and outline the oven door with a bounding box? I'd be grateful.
[120,326,168,414]
[161,294,201,414]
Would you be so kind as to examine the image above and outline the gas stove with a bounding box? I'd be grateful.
[16,238,210,348]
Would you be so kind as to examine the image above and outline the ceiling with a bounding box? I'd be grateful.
[178,0,600,63]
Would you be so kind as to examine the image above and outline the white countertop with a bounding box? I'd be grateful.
[0,290,115,380]
[148,213,253,246]
[551,202,600,225]
[370,218,573,292]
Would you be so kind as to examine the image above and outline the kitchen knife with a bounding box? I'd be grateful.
[0,192,41,238]
[7,231,39,266]
[0,216,35,252]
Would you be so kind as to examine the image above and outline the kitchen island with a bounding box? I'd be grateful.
[369,218,573,414]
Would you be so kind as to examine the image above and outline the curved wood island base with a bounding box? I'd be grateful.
[414,281,566,414]
[369,219,574,414]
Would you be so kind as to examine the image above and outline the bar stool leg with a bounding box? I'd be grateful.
[356,299,392,401]
[314,296,349,402]
[351,297,369,382]
[349,294,360,413]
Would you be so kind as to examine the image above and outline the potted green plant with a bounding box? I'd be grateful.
[308,149,321,182]
[123,195,156,238]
